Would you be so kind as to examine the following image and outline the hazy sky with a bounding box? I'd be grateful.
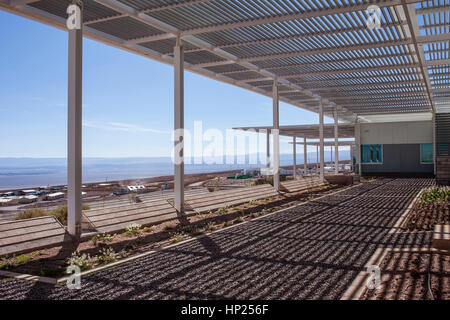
[0,10,337,159]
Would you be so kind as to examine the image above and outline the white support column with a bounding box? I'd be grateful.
[355,118,362,175]
[67,2,83,238]
[266,130,270,168]
[319,100,324,182]
[292,137,296,179]
[316,145,319,170]
[432,111,436,175]
[350,146,354,172]
[303,137,307,175]
[272,81,280,191]
[174,38,184,213]
[334,107,339,174]
[330,146,333,164]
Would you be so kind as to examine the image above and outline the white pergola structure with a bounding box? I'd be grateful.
[234,124,355,183]
[290,140,356,173]
[1,0,447,237]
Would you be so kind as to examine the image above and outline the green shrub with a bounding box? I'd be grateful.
[233,217,244,224]
[0,254,31,270]
[421,187,450,203]
[204,222,216,232]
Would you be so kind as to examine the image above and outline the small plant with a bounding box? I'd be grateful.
[0,254,32,270]
[223,221,232,227]
[142,226,155,233]
[97,247,127,265]
[30,251,43,257]
[169,232,185,244]
[217,207,228,214]
[0,257,15,270]
[204,222,216,232]
[91,233,115,246]
[233,217,244,224]
[162,224,175,231]
[124,223,142,236]
[66,252,96,271]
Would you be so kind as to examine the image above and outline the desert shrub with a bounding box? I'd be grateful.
[0,254,31,270]
[15,209,49,220]
[15,204,90,225]
[52,206,68,225]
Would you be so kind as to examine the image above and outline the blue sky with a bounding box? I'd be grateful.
[0,10,335,159]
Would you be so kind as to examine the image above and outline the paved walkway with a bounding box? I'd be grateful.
[0,178,434,300]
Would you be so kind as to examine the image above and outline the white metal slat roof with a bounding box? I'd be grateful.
[1,0,448,120]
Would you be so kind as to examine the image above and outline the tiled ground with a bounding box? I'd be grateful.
[0,178,434,300]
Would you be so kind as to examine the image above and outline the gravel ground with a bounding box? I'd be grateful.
[0,178,435,300]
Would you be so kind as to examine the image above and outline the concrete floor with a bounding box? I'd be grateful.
[0,178,434,300]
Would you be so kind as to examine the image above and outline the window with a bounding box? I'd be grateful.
[420,144,433,163]
[361,144,382,164]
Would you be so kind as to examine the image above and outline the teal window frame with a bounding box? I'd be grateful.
[420,143,433,163]
[361,144,383,164]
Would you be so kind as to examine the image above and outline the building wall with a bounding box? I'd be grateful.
[360,121,433,174]
[361,144,434,173]
[360,121,432,145]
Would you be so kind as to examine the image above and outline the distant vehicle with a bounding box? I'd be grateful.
[19,195,38,204]
[113,189,128,196]
[126,185,147,193]
[44,192,65,201]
